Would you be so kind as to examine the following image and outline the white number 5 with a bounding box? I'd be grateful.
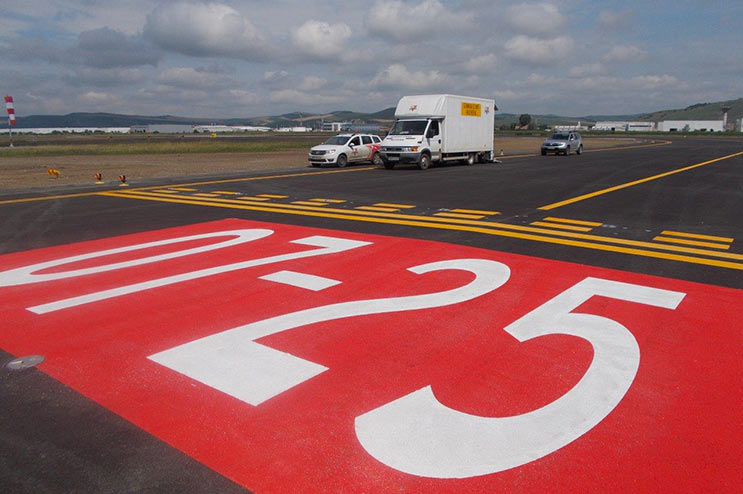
[355,277,685,478]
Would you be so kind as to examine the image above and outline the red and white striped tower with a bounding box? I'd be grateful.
[5,95,15,147]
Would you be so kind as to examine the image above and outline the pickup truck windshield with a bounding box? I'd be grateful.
[389,120,428,136]
[551,133,570,140]
[323,136,350,145]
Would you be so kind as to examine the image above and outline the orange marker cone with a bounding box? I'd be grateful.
[47,168,60,178]
[118,174,128,187]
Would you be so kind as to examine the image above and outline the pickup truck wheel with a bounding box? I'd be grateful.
[418,153,431,170]
[372,154,384,167]
[576,144,583,155]
[336,154,348,168]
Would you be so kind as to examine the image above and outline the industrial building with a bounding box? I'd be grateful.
[593,120,726,132]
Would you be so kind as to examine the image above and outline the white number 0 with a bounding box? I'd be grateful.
[355,277,684,478]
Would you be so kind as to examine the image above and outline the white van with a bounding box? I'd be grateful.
[378,94,496,169]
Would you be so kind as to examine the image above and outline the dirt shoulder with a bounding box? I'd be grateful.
[0,136,643,191]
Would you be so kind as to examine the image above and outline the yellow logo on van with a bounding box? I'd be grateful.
[461,102,481,117]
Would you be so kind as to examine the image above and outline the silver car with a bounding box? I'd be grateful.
[541,132,583,156]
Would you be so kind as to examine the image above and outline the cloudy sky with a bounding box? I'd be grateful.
[2,0,742,118]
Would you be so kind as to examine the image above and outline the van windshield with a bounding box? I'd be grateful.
[388,120,428,136]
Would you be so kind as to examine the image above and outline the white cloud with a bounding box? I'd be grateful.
[598,9,636,28]
[144,2,266,60]
[65,67,147,88]
[506,3,564,37]
[462,54,497,73]
[269,89,346,105]
[155,67,235,90]
[601,44,647,63]
[291,20,351,59]
[76,27,160,69]
[630,74,678,90]
[370,63,451,90]
[569,63,607,77]
[368,0,471,41]
[505,35,573,65]
[228,89,260,105]
[298,75,327,91]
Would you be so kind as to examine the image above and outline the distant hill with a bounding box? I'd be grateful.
[636,98,743,122]
[7,98,741,129]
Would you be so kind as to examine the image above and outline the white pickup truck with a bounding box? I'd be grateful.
[378,94,496,170]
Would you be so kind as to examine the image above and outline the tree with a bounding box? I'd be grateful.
[519,114,532,127]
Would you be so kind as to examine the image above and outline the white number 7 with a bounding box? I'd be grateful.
[355,277,685,478]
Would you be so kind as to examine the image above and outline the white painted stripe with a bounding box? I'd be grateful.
[259,270,340,291]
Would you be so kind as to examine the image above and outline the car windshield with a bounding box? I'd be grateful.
[322,136,349,145]
[388,120,428,136]
[551,133,570,140]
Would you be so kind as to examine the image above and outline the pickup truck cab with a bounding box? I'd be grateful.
[309,134,382,167]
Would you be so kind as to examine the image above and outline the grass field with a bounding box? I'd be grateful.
[0,135,643,191]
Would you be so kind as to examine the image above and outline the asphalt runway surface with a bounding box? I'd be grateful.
[1,136,741,492]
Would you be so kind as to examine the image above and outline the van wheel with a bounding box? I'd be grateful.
[372,154,384,167]
[418,153,431,170]
[336,154,348,167]
[576,145,583,155]
[466,153,475,165]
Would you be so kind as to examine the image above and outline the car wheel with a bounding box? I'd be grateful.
[418,153,431,170]
[336,154,347,168]
[383,162,395,170]
[541,149,547,156]
[372,154,384,167]
[310,163,321,167]
[565,146,570,156]
[577,144,583,155]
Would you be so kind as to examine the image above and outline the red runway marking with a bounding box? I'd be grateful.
[0,218,739,492]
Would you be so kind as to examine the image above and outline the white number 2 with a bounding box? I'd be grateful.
[355,277,685,478]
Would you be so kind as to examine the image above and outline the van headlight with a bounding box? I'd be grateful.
[401,146,418,152]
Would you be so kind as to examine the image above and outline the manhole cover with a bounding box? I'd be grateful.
[5,355,45,370]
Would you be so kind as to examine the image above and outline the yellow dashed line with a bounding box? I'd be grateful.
[355,205,399,212]
[451,208,499,216]
[99,190,743,270]
[660,230,733,243]
[292,201,327,206]
[435,212,486,220]
[310,198,346,203]
[531,221,594,232]
[237,196,272,201]
[212,190,239,195]
[169,187,197,192]
[152,189,180,194]
[257,194,288,199]
[374,203,416,209]
[543,216,602,227]
[653,236,730,250]
[192,193,220,197]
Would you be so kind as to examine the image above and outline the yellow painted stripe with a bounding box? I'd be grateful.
[0,191,103,205]
[660,230,733,243]
[543,216,602,227]
[434,212,486,220]
[104,190,743,261]
[539,150,743,210]
[653,236,730,250]
[374,203,416,209]
[152,189,180,194]
[237,196,272,201]
[310,198,346,203]
[450,208,499,216]
[169,187,197,191]
[212,190,239,195]
[99,190,743,270]
[192,193,219,197]
[292,201,327,206]
[356,206,399,212]
[257,194,288,199]
[531,221,593,232]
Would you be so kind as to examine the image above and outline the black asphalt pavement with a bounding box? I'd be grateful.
[1,136,742,492]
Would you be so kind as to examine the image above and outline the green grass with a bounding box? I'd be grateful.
[0,138,315,158]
